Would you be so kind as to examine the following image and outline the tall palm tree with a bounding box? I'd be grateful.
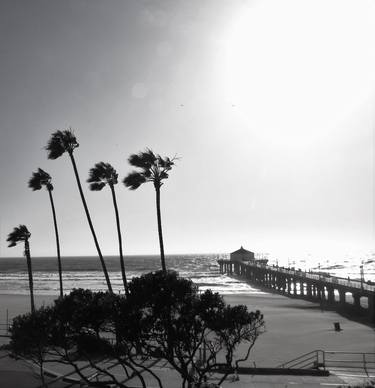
[123,149,176,273]
[45,129,113,293]
[7,225,35,313]
[87,162,128,292]
[28,168,63,298]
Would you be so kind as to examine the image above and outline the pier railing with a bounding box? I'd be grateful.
[257,264,375,292]
[218,259,375,323]
[218,259,375,292]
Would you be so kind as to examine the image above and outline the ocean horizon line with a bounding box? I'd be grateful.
[0,252,225,260]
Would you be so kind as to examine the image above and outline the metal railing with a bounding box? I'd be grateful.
[278,350,324,370]
[0,310,11,337]
[0,323,10,337]
[278,350,375,374]
[323,351,375,375]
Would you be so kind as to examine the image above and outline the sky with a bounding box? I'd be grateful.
[0,0,374,260]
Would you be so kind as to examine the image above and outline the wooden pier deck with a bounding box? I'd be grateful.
[218,259,375,324]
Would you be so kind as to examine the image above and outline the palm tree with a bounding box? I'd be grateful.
[7,225,35,313]
[45,129,113,293]
[28,168,64,298]
[123,149,176,273]
[87,162,127,292]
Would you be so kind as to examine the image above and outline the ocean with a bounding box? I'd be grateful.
[0,252,374,296]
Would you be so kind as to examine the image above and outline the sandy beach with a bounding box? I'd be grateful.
[1,290,374,367]
[224,293,375,367]
[0,290,374,387]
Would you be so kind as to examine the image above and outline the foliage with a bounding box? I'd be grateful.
[10,307,54,357]
[87,162,118,191]
[9,272,264,387]
[45,128,79,159]
[10,307,55,387]
[123,149,175,190]
[120,271,264,386]
[28,168,53,191]
[6,225,31,247]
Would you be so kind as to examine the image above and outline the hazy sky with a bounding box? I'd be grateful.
[0,0,374,259]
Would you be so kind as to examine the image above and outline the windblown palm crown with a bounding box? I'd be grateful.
[28,168,53,191]
[45,129,79,159]
[7,225,31,247]
[124,149,175,190]
[87,162,118,191]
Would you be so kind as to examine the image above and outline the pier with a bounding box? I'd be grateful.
[218,259,375,323]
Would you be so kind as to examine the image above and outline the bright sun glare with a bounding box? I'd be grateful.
[221,0,375,134]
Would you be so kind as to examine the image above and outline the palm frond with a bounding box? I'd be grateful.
[158,155,175,170]
[128,149,156,170]
[159,171,169,180]
[89,182,106,191]
[123,172,147,190]
[7,225,31,247]
[45,129,79,159]
[28,168,52,191]
[87,162,118,189]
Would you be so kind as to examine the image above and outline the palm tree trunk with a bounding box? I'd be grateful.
[48,189,63,298]
[155,187,166,272]
[24,240,35,313]
[110,184,127,292]
[68,152,113,293]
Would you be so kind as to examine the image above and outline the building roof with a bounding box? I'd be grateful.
[231,246,254,255]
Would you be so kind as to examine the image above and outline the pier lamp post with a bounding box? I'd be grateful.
[360,261,364,289]
[318,263,321,280]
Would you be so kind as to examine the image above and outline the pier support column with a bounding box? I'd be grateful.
[327,287,335,304]
[286,277,292,295]
[293,280,297,295]
[368,294,375,323]
[300,282,304,296]
[317,286,323,301]
[353,294,361,311]
[339,290,346,306]
[306,283,312,299]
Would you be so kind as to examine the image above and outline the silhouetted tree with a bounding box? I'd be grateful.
[88,162,127,292]
[123,149,176,272]
[45,129,112,293]
[120,271,265,387]
[28,168,63,298]
[9,273,264,387]
[10,307,54,387]
[7,225,35,313]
